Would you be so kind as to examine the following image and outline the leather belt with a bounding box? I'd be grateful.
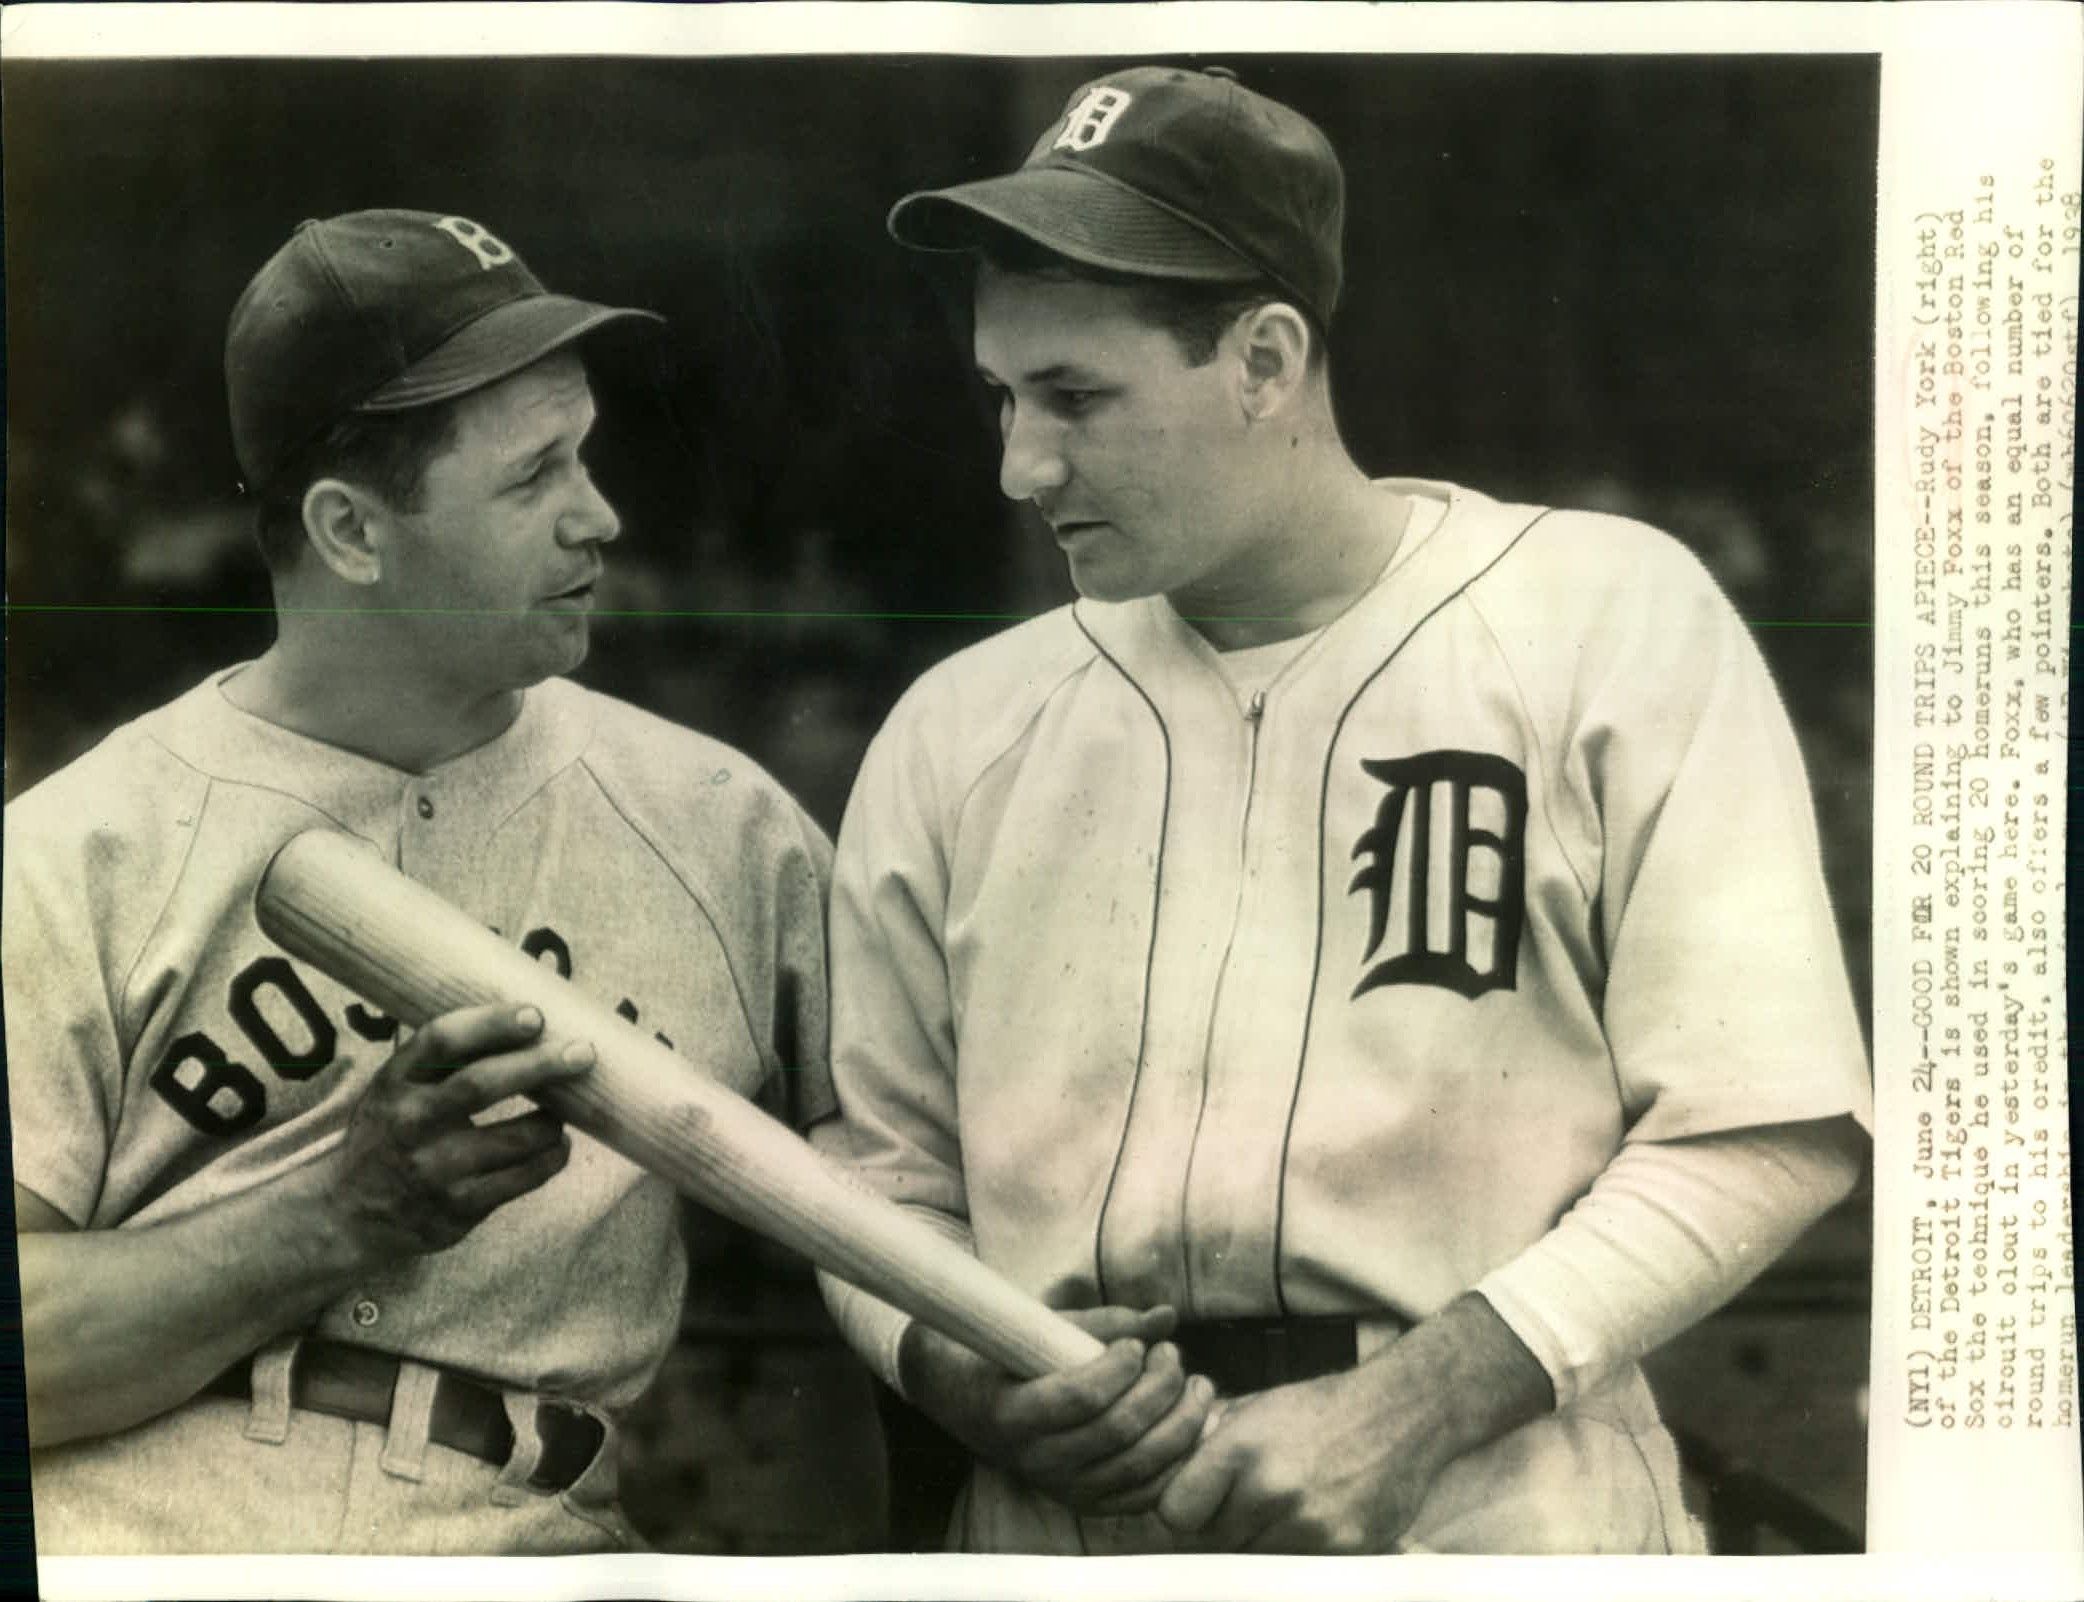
[1172,1316,1368,1397]
[204,1338,604,1494]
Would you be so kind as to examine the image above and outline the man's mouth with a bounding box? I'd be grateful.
[1049,518,1109,543]
[544,574,599,606]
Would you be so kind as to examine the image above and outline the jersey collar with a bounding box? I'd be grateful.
[149,667,596,842]
[1073,480,1543,697]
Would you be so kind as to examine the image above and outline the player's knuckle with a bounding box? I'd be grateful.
[1138,1365,1184,1419]
[416,1012,469,1058]
[1129,1413,1194,1472]
[381,1090,440,1144]
[985,1392,1027,1442]
[1076,1360,1133,1411]
[1095,1402,1147,1454]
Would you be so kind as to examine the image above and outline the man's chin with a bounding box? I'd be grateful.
[1065,555,1149,606]
[491,624,591,693]
[544,614,593,672]
[547,636,591,683]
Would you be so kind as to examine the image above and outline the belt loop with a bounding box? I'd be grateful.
[1265,1325,1290,1389]
[491,1390,545,1506]
[380,1359,439,1482]
[243,1332,302,1445]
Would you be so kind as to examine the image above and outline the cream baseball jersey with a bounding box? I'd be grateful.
[823,477,1870,1335]
[5,670,833,1411]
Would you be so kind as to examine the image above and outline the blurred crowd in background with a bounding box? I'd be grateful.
[5,50,1877,1551]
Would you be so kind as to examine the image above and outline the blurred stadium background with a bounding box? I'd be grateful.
[4,51,1876,1552]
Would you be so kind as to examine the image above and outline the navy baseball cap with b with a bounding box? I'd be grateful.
[226,209,661,491]
[888,65,1345,327]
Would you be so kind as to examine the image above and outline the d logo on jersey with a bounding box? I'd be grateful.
[1347,750,1527,1001]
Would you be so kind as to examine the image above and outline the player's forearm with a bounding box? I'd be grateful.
[1347,1291,1556,1487]
[19,1160,368,1448]
[806,1126,976,1398]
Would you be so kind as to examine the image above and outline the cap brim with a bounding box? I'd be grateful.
[357,295,662,413]
[889,167,1261,284]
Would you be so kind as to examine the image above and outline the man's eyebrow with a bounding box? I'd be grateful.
[503,406,596,475]
[503,439,558,477]
[975,363,1098,387]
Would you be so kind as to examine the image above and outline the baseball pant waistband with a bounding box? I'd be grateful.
[203,1336,605,1494]
[1172,1314,1403,1396]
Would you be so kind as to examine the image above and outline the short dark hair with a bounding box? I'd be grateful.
[251,402,462,571]
[976,226,1328,371]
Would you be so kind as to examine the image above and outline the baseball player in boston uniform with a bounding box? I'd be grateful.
[5,211,833,1554]
[811,66,1874,1553]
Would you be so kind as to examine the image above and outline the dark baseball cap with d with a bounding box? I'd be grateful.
[226,208,661,491]
[888,65,1345,327]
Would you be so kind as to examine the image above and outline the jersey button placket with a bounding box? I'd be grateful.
[401,787,436,877]
[350,1298,381,1329]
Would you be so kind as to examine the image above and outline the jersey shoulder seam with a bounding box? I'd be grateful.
[106,759,218,1188]
[138,730,373,837]
[572,753,770,1076]
[1459,583,1595,906]
[108,739,219,1022]
[949,637,1101,838]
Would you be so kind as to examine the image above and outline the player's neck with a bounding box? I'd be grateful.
[1177,449,1410,652]
[226,639,524,775]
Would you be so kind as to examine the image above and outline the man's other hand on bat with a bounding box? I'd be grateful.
[897,1304,1218,1517]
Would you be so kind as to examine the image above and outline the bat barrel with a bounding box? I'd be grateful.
[254,828,1104,1378]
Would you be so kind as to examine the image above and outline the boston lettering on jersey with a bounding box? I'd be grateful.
[1346,750,1528,1001]
[149,924,670,1137]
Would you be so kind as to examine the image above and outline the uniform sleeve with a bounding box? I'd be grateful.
[3,802,123,1225]
[764,800,838,1132]
[1476,1116,1865,1408]
[807,687,977,1384]
[815,1205,978,1399]
[1565,543,1872,1144]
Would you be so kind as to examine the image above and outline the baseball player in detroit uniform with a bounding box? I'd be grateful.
[811,67,1874,1553]
[5,211,833,1554]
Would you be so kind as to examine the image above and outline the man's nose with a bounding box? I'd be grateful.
[556,468,622,546]
[998,405,1070,504]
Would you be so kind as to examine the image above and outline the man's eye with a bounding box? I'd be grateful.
[1053,388,1103,415]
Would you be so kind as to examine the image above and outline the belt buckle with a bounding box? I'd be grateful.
[528,1398,606,1494]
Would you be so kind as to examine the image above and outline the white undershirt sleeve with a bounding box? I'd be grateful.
[818,1271,914,1398]
[1473,1116,1865,1410]
[815,1208,978,1402]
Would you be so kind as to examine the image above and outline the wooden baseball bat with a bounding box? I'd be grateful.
[254,828,1105,1379]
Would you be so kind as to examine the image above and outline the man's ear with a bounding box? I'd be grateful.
[1235,302,1314,421]
[300,478,388,585]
